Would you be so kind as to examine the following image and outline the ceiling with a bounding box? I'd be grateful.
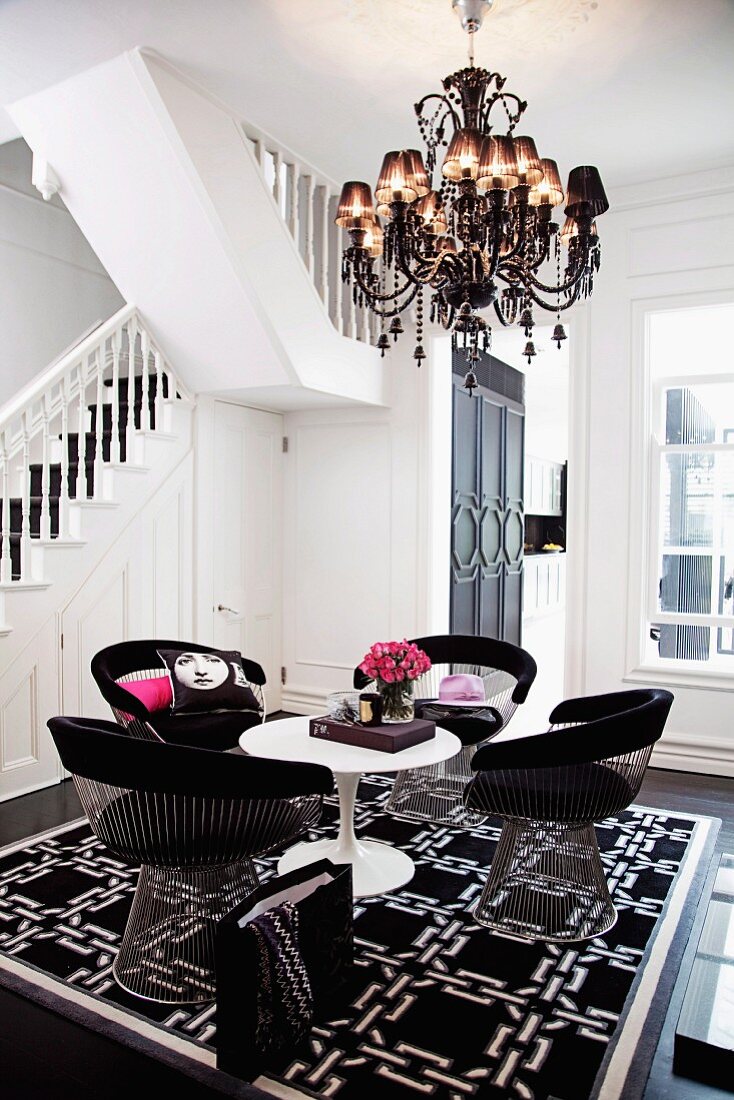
[1,0,733,189]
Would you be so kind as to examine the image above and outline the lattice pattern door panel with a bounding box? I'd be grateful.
[450,354,525,643]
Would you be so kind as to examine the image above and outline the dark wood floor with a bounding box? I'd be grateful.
[0,763,732,1099]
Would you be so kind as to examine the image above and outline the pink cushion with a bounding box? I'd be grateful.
[118,675,173,714]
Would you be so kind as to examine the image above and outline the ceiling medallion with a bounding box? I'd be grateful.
[336,0,608,390]
[346,0,601,59]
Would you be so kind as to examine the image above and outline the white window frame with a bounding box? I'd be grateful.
[625,292,734,692]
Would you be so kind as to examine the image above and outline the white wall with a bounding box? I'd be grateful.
[280,328,441,714]
[0,139,123,406]
[491,325,570,464]
[568,164,734,776]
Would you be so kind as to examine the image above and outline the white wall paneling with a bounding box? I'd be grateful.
[0,618,60,800]
[566,165,734,776]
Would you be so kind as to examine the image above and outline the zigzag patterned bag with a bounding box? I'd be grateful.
[216,860,353,1079]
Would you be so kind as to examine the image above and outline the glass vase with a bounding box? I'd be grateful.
[378,680,415,723]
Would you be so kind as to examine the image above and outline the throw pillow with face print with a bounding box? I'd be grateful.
[157,648,262,716]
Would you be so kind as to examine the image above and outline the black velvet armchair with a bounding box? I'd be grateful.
[91,638,267,750]
[464,688,674,941]
[48,716,332,1003]
[355,633,537,826]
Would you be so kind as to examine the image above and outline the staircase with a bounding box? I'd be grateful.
[9,50,386,409]
[0,304,192,635]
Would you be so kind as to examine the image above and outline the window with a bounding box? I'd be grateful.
[642,303,734,675]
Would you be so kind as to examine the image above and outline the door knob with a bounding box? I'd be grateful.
[216,603,241,615]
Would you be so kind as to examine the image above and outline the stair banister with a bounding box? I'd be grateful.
[126,315,137,454]
[0,305,136,436]
[237,116,373,345]
[40,392,51,542]
[94,346,105,493]
[0,306,191,584]
[111,328,122,465]
[59,374,70,541]
[0,430,10,583]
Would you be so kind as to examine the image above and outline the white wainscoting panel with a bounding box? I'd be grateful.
[0,618,61,800]
[63,562,131,720]
[146,459,193,641]
[1,666,38,772]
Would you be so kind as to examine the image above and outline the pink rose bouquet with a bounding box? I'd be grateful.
[359,640,431,722]
[359,640,431,684]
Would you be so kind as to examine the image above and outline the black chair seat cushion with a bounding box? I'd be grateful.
[466,761,634,822]
[416,701,503,746]
[148,709,262,751]
[95,788,321,867]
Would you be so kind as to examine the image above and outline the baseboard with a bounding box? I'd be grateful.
[652,732,734,778]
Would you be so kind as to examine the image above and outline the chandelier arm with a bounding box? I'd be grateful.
[499,260,592,297]
[492,301,516,327]
[351,266,417,303]
[479,91,527,132]
[415,92,462,132]
[523,282,583,313]
[412,250,464,287]
[394,232,464,289]
[496,206,531,264]
[366,284,422,320]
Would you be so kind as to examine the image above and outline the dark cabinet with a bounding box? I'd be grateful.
[450,353,525,644]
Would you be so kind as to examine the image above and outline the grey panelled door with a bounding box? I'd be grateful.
[450,355,525,644]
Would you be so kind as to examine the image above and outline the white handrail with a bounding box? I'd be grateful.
[0,305,136,433]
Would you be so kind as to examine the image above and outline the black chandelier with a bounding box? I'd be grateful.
[335,0,609,392]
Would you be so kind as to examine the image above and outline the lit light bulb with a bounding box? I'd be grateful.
[459,152,475,177]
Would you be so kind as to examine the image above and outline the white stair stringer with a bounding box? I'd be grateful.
[9,50,388,412]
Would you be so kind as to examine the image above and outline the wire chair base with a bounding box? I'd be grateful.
[114,860,259,1003]
[379,660,520,828]
[386,746,488,828]
[473,820,617,943]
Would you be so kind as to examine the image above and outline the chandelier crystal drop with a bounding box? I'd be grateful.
[335,0,608,392]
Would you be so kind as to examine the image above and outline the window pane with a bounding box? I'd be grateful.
[658,553,712,615]
[662,453,714,547]
[664,386,716,445]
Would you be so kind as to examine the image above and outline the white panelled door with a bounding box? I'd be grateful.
[212,402,283,713]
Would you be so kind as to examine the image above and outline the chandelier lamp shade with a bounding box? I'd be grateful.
[335,0,609,390]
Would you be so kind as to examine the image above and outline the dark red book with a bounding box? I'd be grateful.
[309,716,435,753]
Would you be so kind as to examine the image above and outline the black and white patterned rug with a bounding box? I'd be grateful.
[0,776,719,1100]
